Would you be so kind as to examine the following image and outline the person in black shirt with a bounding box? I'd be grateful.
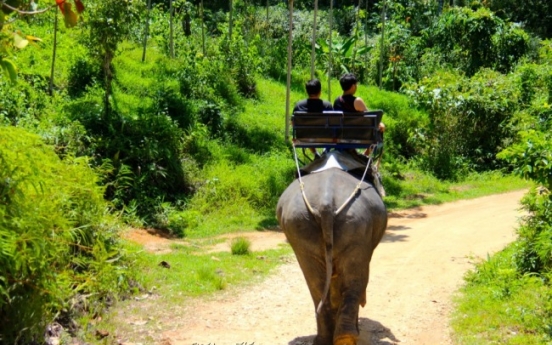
[293,79,333,158]
[293,79,333,113]
[334,73,385,155]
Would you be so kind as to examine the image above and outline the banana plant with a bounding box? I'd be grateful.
[314,34,370,77]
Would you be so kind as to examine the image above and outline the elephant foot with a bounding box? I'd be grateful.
[313,334,332,345]
[334,334,358,345]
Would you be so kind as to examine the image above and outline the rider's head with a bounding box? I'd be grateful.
[305,79,322,97]
[339,73,358,93]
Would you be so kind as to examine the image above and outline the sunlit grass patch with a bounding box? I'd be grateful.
[129,242,292,298]
[451,245,552,345]
[383,169,531,211]
[231,237,252,255]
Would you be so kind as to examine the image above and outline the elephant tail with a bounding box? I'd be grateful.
[316,205,334,316]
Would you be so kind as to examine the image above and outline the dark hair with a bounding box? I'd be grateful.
[305,79,322,96]
[339,73,358,91]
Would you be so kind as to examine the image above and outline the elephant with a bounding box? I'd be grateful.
[276,155,387,345]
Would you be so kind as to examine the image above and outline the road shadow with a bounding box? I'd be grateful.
[288,334,315,345]
[287,318,400,345]
[380,232,409,243]
[387,225,411,231]
[359,317,401,345]
[381,224,411,242]
[388,209,427,219]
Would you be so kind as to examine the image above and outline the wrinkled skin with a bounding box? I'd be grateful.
[276,168,387,345]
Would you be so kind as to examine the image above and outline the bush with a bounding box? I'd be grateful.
[0,78,49,128]
[424,7,530,76]
[0,126,134,344]
[68,56,102,97]
[231,237,251,255]
[405,69,520,178]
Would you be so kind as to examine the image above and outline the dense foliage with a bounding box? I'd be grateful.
[1,0,552,342]
[451,40,552,344]
[0,127,135,344]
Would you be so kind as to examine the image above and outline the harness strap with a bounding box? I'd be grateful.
[292,144,316,215]
[334,149,373,216]
[292,144,376,217]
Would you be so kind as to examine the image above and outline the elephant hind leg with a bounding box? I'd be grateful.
[334,334,358,345]
[333,291,363,344]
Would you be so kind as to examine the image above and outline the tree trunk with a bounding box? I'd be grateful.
[141,0,152,62]
[310,0,318,80]
[263,0,269,55]
[364,0,368,75]
[201,0,205,55]
[169,0,174,58]
[229,0,233,41]
[378,0,387,89]
[183,10,191,36]
[103,51,114,118]
[351,0,362,76]
[49,6,58,96]
[243,0,249,49]
[328,0,333,102]
[285,0,294,142]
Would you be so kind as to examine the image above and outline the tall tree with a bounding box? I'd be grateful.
[169,0,174,58]
[327,0,333,101]
[142,0,152,62]
[229,0,233,40]
[200,0,205,55]
[285,0,294,141]
[351,0,362,76]
[310,0,318,79]
[49,6,59,95]
[378,0,387,89]
[86,0,139,117]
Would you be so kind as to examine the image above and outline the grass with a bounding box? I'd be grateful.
[382,169,532,210]
[231,237,252,255]
[451,245,552,344]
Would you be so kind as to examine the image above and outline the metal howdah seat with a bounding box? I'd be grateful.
[291,110,384,149]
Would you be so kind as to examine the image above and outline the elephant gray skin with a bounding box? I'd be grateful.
[276,167,387,345]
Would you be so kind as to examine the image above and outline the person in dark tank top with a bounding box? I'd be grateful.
[334,73,369,113]
[334,73,386,156]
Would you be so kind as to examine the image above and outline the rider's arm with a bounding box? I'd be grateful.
[355,97,385,132]
[353,97,368,112]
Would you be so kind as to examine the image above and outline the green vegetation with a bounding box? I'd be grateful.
[451,47,552,343]
[231,237,252,255]
[452,245,552,345]
[0,0,551,343]
[0,127,135,344]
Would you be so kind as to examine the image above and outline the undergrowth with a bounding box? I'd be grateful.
[452,244,552,345]
[0,127,136,344]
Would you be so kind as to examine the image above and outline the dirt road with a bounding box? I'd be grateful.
[137,190,526,345]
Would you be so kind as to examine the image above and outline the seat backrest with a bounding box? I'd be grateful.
[292,110,383,148]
